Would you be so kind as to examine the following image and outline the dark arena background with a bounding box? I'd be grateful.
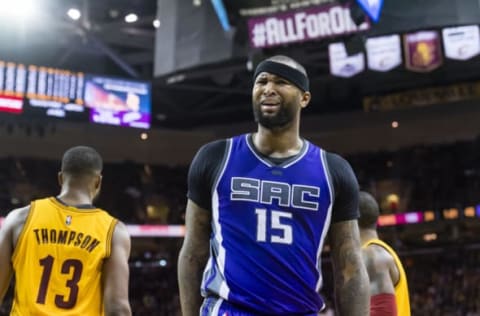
[1,0,480,315]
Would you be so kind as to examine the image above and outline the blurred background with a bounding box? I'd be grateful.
[1,0,480,315]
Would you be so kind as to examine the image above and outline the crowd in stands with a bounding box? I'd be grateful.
[1,137,480,314]
[349,138,480,212]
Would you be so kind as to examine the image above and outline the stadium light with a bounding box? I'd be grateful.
[67,8,81,21]
[125,13,138,23]
[0,0,36,19]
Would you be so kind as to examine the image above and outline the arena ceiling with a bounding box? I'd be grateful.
[2,0,480,130]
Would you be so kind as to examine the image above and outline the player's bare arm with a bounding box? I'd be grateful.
[0,206,30,305]
[178,199,211,316]
[103,221,132,316]
[329,219,370,316]
[363,245,397,295]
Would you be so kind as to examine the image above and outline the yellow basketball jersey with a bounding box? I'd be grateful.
[10,197,118,316]
[363,239,411,316]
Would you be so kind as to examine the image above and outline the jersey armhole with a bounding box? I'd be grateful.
[11,203,36,265]
[366,240,402,288]
[105,218,118,258]
[210,138,233,196]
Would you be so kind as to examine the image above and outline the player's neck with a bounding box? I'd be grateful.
[360,229,378,245]
[253,128,303,158]
[57,189,94,207]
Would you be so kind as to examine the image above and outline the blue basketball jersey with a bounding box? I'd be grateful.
[201,134,334,315]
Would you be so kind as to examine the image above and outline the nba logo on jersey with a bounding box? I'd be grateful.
[65,215,72,225]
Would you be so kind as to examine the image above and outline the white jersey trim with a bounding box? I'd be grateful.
[212,298,223,316]
[245,134,310,168]
[210,138,233,299]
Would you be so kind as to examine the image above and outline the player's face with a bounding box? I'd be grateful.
[252,72,304,129]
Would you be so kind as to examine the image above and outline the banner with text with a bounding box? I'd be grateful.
[329,42,365,78]
[247,4,369,48]
[366,34,402,72]
[363,81,480,112]
[442,25,480,61]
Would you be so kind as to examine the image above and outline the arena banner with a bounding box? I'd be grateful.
[404,30,443,72]
[329,42,365,78]
[247,4,370,48]
[363,81,480,112]
[442,25,480,61]
[365,34,402,72]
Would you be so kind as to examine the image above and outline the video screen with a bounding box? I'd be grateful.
[84,75,151,129]
[23,66,88,121]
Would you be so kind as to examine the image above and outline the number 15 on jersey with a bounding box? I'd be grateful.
[255,208,293,244]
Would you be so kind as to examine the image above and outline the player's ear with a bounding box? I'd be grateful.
[300,91,311,109]
[95,174,103,190]
[57,172,63,186]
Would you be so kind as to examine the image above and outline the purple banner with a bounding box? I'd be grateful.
[247,4,370,48]
[90,109,150,129]
[404,31,443,72]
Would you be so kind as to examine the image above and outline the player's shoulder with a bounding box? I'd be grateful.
[193,138,230,164]
[114,220,128,233]
[322,150,349,165]
[198,138,229,153]
[5,205,31,226]
[364,242,396,268]
[321,150,355,179]
[1,205,31,234]
[114,220,129,233]
[305,139,349,161]
[111,220,131,244]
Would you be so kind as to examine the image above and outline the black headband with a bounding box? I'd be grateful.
[253,60,309,92]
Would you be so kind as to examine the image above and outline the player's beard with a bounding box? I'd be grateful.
[253,102,295,129]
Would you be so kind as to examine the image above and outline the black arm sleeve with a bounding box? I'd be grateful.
[187,139,227,212]
[326,152,360,223]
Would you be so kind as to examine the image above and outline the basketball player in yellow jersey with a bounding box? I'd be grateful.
[0,146,132,316]
[358,191,411,316]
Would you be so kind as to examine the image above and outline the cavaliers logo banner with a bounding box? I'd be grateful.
[404,31,443,72]
[442,25,480,61]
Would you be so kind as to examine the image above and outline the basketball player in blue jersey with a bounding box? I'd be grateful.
[178,55,370,316]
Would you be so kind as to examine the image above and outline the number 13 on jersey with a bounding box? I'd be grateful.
[36,255,83,309]
[255,208,293,244]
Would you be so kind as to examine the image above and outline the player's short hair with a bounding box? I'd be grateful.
[266,55,308,78]
[358,191,380,229]
[61,146,103,177]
